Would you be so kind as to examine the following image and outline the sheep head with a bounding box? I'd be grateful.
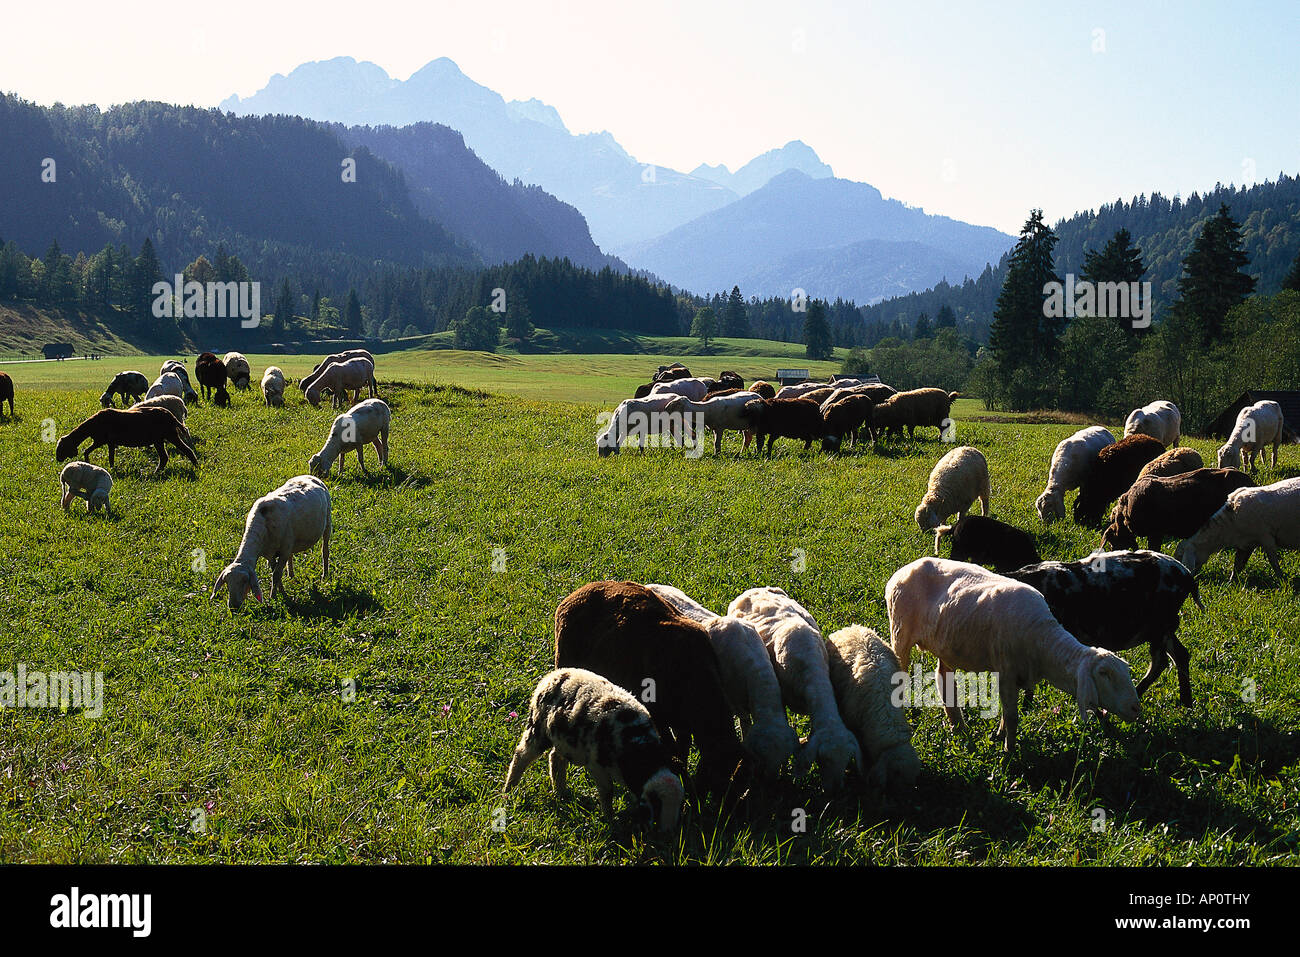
[1216,443,1241,470]
[741,720,801,779]
[914,503,941,533]
[55,435,80,463]
[1074,652,1140,725]
[1034,490,1063,524]
[212,563,264,611]
[89,490,110,514]
[636,768,684,832]
[308,452,330,478]
[1173,539,1203,575]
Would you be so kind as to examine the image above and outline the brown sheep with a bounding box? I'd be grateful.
[737,397,825,456]
[1073,434,1166,527]
[1138,446,1204,480]
[554,581,747,796]
[0,371,13,418]
[195,352,230,405]
[821,394,875,451]
[1101,467,1258,552]
[871,388,959,441]
[55,408,198,473]
[748,380,777,400]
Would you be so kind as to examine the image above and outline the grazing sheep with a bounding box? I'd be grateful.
[1073,434,1166,527]
[774,381,832,399]
[1006,551,1203,706]
[304,357,374,409]
[261,366,286,407]
[146,372,185,401]
[915,446,991,532]
[554,581,747,794]
[503,668,684,832]
[0,371,13,418]
[1124,400,1181,447]
[194,353,229,405]
[55,407,198,473]
[727,587,864,790]
[1217,400,1286,471]
[598,394,690,456]
[1139,446,1205,480]
[99,371,149,408]
[652,363,692,383]
[933,514,1040,573]
[222,352,252,390]
[645,584,799,779]
[649,377,712,402]
[748,380,777,400]
[872,388,959,441]
[211,475,332,611]
[1101,468,1257,552]
[309,399,391,477]
[1174,477,1300,583]
[130,394,187,422]
[159,361,198,403]
[1035,426,1116,523]
[662,391,760,454]
[737,397,825,456]
[58,462,113,514]
[301,350,378,398]
[825,625,921,791]
[820,394,875,451]
[885,557,1141,752]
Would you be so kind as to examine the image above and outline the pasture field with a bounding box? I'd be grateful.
[0,362,1298,864]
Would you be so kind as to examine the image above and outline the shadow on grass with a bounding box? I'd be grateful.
[283,581,383,620]
[329,464,435,490]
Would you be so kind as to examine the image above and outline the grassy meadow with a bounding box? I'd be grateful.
[0,352,1298,864]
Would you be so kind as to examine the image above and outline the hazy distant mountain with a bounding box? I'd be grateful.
[619,170,1015,301]
[335,122,621,270]
[222,57,740,249]
[690,140,833,197]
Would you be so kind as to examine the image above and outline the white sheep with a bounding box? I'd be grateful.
[598,394,690,456]
[304,357,375,409]
[309,399,391,477]
[1035,426,1115,523]
[58,462,113,514]
[644,584,800,778]
[662,391,760,454]
[649,377,712,401]
[503,667,685,831]
[223,352,252,390]
[915,445,991,532]
[1217,400,1285,471]
[1174,477,1300,583]
[145,372,184,401]
[300,350,377,397]
[825,625,921,791]
[885,557,1141,752]
[1125,400,1181,448]
[211,475,332,611]
[159,361,198,403]
[775,381,832,399]
[261,366,286,407]
[727,587,864,789]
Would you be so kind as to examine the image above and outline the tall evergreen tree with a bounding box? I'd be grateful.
[273,278,295,336]
[724,285,750,337]
[1283,247,1300,292]
[935,304,957,329]
[1082,227,1145,284]
[132,238,164,324]
[1173,203,1256,342]
[803,300,834,360]
[345,289,364,336]
[988,209,1060,407]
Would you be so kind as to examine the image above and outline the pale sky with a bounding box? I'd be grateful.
[6,0,1298,235]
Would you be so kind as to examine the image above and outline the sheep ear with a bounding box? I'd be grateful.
[250,573,264,604]
[1075,660,1099,724]
[211,568,228,599]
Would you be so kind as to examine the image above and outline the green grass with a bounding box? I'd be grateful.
[1,364,1298,864]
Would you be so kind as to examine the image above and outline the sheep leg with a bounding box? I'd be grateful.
[997,678,1019,753]
[357,445,368,474]
[935,660,964,728]
[503,730,548,793]
[1230,547,1255,582]
[1133,639,1170,698]
[546,749,571,795]
[154,442,169,473]
[713,428,723,455]
[1168,636,1193,707]
[286,552,295,579]
[61,486,73,509]
[322,522,331,580]
[589,766,617,818]
[270,557,286,599]
[1261,541,1286,579]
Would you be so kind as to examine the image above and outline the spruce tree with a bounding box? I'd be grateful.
[1173,203,1256,342]
[724,285,749,337]
[803,300,833,360]
[1283,247,1300,292]
[988,209,1060,406]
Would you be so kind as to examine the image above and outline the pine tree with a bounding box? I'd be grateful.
[988,209,1060,407]
[273,279,295,336]
[724,285,750,337]
[1173,203,1256,342]
[935,304,957,329]
[132,238,164,324]
[345,289,364,336]
[803,300,833,360]
[1283,247,1300,292]
[914,313,933,339]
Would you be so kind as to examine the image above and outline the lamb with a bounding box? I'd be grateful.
[727,587,864,790]
[211,475,332,611]
[222,352,252,390]
[1217,400,1286,471]
[1072,434,1166,527]
[194,353,230,406]
[1138,446,1204,480]
[748,380,777,400]
[145,372,185,401]
[309,399,391,476]
[871,388,959,441]
[304,357,374,409]
[644,584,799,779]
[598,394,689,456]
[503,668,684,832]
[129,395,188,426]
[1006,551,1203,707]
[553,581,748,795]
[1034,426,1115,523]
[58,462,113,514]
[915,446,991,532]
[1100,468,1257,552]
[1174,477,1300,583]
[0,371,12,418]
[825,625,922,791]
[820,394,875,451]
[159,361,198,403]
[99,371,149,408]
[301,349,378,398]
[774,381,832,399]
[885,557,1141,752]
[648,377,712,402]
[55,407,198,473]
[1124,400,1181,448]
[260,366,286,407]
[662,391,760,454]
[736,397,825,456]
[933,514,1041,573]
